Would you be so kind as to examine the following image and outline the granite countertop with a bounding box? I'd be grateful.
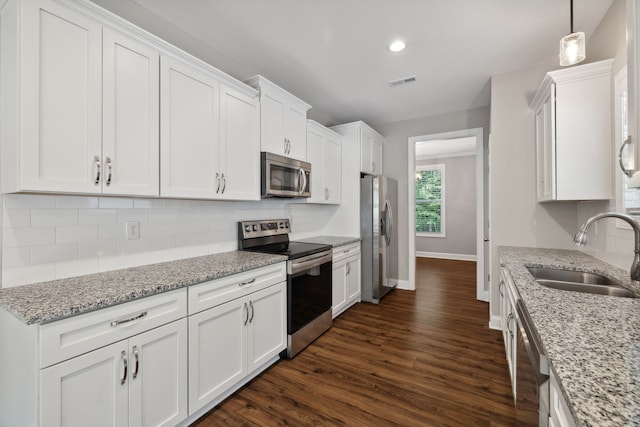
[499,246,640,427]
[295,236,361,247]
[0,251,287,325]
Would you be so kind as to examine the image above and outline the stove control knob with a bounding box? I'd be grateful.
[252,224,259,231]
[285,221,290,228]
[279,222,285,229]
[244,225,251,232]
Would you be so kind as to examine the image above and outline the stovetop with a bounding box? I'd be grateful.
[238,219,331,260]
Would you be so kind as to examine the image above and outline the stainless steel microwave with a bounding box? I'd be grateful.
[261,152,311,198]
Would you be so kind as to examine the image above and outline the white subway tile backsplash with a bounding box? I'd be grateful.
[116,208,149,223]
[99,224,126,241]
[3,264,56,287]
[56,196,99,209]
[3,247,30,268]
[79,209,117,225]
[31,209,78,227]
[99,198,134,209]
[3,209,30,228]
[1,194,331,287]
[56,225,99,243]
[4,227,55,247]
[4,194,55,209]
[31,243,78,264]
[78,240,118,259]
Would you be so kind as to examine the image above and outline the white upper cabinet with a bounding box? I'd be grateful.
[306,120,342,204]
[160,56,221,199]
[219,85,260,200]
[4,0,103,194]
[331,121,385,177]
[103,29,160,196]
[244,75,311,161]
[530,59,613,202]
[1,0,260,200]
[160,58,260,201]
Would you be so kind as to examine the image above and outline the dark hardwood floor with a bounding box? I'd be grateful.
[193,257,517,426]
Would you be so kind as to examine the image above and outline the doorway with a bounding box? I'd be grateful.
[407,128,487,301]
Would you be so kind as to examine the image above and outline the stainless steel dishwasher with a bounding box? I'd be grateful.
[515,299,550,426]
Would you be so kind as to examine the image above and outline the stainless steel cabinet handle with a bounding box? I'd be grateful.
[110,311,147,327]
[249,301,254,323]
[324,188,329,200]
[284,138,288,154]
[243,302,249,325]
[238,278,256,287]
[506,313,514,336]
[216,172,221,193]
[94,156,101,185]
[106,157,113,186]
[619,136,634,177]
[221,173,226,193]
[499,280,504,297]
[120,350,128,385]
[372,161,376,174]
[346,262,351,275]
[344,248,350,253]
[132,346,139,379]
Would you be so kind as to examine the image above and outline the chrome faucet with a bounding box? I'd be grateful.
[573,212,640,282]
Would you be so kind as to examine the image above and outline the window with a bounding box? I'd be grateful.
[415,164,445,237]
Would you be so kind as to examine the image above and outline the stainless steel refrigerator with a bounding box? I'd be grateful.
[361,175,398,303]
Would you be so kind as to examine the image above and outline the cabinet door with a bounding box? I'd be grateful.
[324,135,342,204]
[346,256,361,302]
[160,56,220,199]
[128,319,188,427]
[103,29,159,197]
[372,139,383,176]
[535,89,556,201]
[219,85,260,200]
[306,125,325,203]
[332,259,348,318]
[286,105,308,161]
[247,282,286,373]
[21,0,102,193]
[360,131,373,174]
[40,341,128,427]
[188,298,246,415]
[261,92,286,155]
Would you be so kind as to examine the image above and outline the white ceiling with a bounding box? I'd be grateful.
[93,0,615,129]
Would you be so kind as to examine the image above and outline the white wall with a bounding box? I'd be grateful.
[489,62,579,322]
[1,194,335,288]
[377,107,490,282]
[416,155,476,256]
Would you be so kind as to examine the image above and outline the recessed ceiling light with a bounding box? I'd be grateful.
[388,40,406,53]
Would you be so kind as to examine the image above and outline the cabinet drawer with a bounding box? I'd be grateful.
[39,289,187,368]
[188,263,286,315]
[332,242,360,263]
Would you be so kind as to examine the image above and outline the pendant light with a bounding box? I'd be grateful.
[559,0,585,66]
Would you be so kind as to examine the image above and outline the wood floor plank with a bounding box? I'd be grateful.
[193,257,517,426]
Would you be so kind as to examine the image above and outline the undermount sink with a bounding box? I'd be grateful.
[526,267,636,298]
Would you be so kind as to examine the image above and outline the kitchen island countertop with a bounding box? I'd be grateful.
[0,250,286,325]
[499,246,640,427]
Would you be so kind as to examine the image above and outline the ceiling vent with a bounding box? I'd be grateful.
[388,75,417,87]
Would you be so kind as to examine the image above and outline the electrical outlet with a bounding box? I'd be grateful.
[125,221,140,240]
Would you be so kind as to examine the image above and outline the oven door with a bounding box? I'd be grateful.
[262,152,311,198]
[287,251,332,334]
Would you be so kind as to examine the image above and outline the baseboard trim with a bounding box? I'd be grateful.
[489,315,502,331]
[416,251,477,262]
[395,279,412,290]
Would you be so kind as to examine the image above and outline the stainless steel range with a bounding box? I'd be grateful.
[238,219,333,358]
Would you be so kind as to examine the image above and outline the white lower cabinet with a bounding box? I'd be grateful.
[499,261,517,394]
[187,263,287,416]
[332,242,361,318]
[549,372,577,427]
[41,318,188,427]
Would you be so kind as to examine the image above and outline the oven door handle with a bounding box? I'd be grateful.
[289,252,332,275]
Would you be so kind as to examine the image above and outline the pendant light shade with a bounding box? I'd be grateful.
[559,0,585,66]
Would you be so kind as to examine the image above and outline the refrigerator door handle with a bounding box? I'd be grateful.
[385,199,393,246]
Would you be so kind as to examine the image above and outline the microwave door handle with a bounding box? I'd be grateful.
[299,168,307,194]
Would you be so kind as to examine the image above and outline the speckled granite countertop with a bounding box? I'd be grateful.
[295,236,361,247]
[499,246,640,427]
[0,251,287,325]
